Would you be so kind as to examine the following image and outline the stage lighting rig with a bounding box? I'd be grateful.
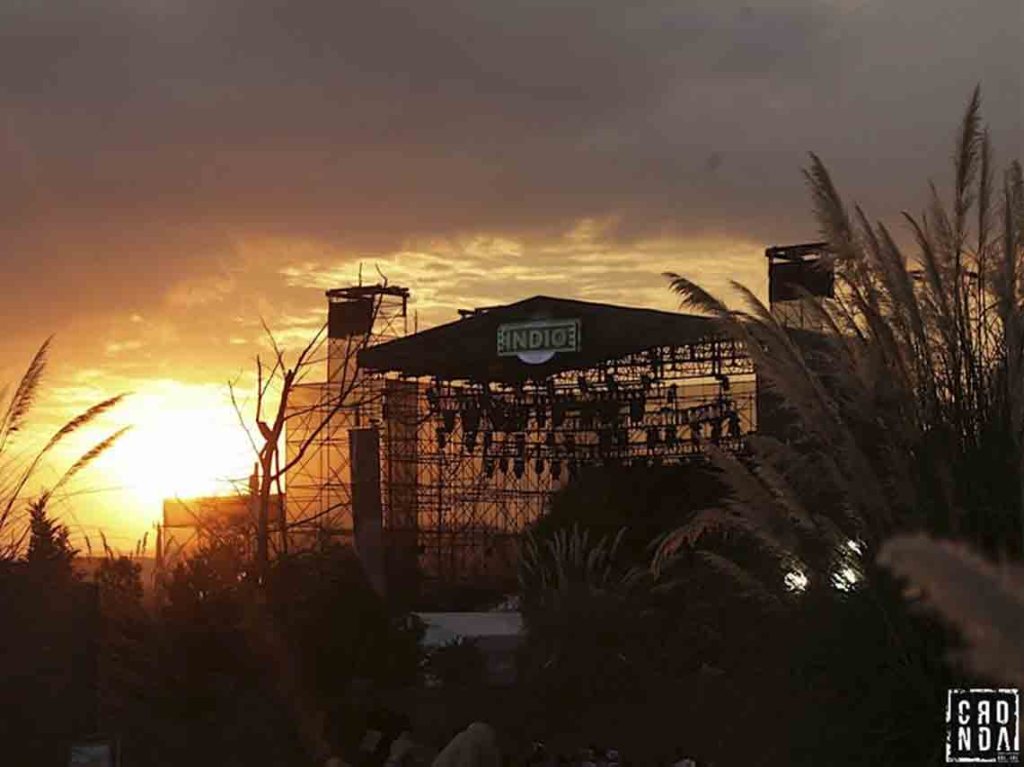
[514,433,526,457]
[690,422,702,444]
[461,406,480,433]
[728,411,742,438]
[629,397,645,423]
[665,425,677,447]
[442,410,456,432]
[552,400,567,428]
[536,406,547,428]
[646,426,659,449]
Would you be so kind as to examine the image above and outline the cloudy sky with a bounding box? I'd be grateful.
[1,0,1020,548]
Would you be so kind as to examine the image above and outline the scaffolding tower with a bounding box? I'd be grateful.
[766,241,835,330]
[283,285,409,551]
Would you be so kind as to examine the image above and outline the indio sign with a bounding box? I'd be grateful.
[497,319,581,364]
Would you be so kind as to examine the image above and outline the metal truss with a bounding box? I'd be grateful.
[372,340,757,595]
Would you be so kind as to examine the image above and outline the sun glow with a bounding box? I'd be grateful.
[93,381,256,516]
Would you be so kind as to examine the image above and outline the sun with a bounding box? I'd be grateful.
[94,381,257,516]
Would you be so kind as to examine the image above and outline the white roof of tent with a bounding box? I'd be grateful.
[414,612,523,648]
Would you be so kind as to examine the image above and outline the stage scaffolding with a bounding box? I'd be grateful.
[283,285,408,551]
[372,336,757,594]
[284,288,760,598]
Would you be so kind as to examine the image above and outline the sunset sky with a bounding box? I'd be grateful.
[1,0,1020,551]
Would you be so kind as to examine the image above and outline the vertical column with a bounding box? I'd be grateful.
[384,379,420,605]
[350,427,386,597]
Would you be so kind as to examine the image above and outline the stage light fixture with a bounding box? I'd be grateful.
[646,427,659,449]
[665,425,677,447]
[629,398,645,423]
[437,428,447,450]
[551,459,562,480]
[513,459,525,479]
[499,456,509,474]
[461,407,480,433]
[466,430,478,451]
[514,433,526,457]
[441,410,456,432]
[483,431,494,451]
[534,458,544,475]
[552,401,566,428]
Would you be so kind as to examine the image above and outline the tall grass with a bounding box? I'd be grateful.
[879,533,1024,687]
[0,340,128,558]
[659,87,1024,592]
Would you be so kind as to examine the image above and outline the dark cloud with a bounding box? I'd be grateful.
[0,0,1020,353]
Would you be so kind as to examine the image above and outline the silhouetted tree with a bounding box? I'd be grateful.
[25,497,77,578]
[229,279,389,583]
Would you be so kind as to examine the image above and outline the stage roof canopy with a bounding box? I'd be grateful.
[357,295,718,382]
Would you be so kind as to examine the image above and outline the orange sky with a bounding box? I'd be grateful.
[16,232,769,552]
[0,0,1020,552]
